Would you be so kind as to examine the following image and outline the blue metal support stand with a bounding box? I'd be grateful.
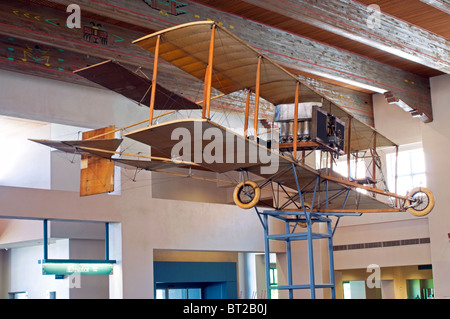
[254,163,360,299]
[43,219,48,261]
[256,209,337,299]
[105,222,110,260]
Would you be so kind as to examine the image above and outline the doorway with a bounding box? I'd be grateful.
[406,279,434,299]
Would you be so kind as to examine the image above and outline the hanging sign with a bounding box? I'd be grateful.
[40,260,115,275]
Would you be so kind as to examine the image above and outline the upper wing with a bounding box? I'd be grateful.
[74,60,201,111]
[132,21,397,152]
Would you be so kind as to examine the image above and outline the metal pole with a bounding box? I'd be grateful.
[105,222,109,261]
[305,177,320,300]
[293,82,300,160]
[291,163,307,212]
[395,145,399,207]
[306,210,316,299]
[285,221,293,299]
[263,213,271,299]
[43,219,48,261]
[327,219,336,299]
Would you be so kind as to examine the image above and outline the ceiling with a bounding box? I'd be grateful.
[0,0,447,125]
[194,0,448,78]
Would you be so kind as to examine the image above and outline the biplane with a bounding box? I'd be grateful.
[30,20,435,299]
[30,20,434,219]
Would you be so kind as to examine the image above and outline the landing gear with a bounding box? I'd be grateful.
[406,187,435,217]
[233,181,261,210]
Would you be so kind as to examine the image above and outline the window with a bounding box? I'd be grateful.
[343,282,351,299]
[333,158,366,179]
[156,287,202,299]
[387,148,426,195]
[269,268,278,286]
[269,265,278,299]
[8,291,28,299]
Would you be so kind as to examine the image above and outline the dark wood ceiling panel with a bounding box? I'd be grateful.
[193,0,446,77]
[355,0,450,39]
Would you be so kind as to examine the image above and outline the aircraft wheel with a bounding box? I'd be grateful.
[233,181,261,210]
[406,187,435,217]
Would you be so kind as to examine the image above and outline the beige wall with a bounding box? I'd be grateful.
[333,74,450,299]
[422,74,450,298]
[336,265,433,299]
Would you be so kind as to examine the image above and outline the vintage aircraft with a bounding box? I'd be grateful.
[30,20,434,218]
[30,20,436,299]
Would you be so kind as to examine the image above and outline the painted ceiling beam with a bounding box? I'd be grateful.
[1,0,433,122]
[419,0,450,14]
[242,0,449,75]
[46,0,433,122]
[0,0,377,125]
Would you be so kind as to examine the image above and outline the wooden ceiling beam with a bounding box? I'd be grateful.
[0,0,375,125]
[0,0,434,122]
[242,0,449,75]
[48,0,434,121]
[419,0,450,14]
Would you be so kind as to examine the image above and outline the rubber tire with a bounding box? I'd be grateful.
[233,181,261,210]
[406,187,435,217]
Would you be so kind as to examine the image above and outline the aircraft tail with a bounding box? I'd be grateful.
[80,126,116,197]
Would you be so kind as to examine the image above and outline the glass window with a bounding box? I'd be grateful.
[387,148,426,195]
[168,288,187,299]
[187,288,202,299]
[156,287,203,299]
[156,289,166,299]
[343,282,351,299]
[333,158,366,179]
[269,267,279,299]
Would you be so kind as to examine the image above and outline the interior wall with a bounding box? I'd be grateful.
[153,250,238,263]
[334,74,449,299]
[68,239,109,299]
[151,168,232,204]
[0,118,51,189]
[336,265,433,299]
[0,219,44,247]
[373,93,424,146]
[422,74,450,298]
[6,239,70,299]
[334,218,431,270]
[0,250,8,299]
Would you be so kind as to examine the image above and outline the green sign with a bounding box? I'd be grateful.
[42,262,114,275]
